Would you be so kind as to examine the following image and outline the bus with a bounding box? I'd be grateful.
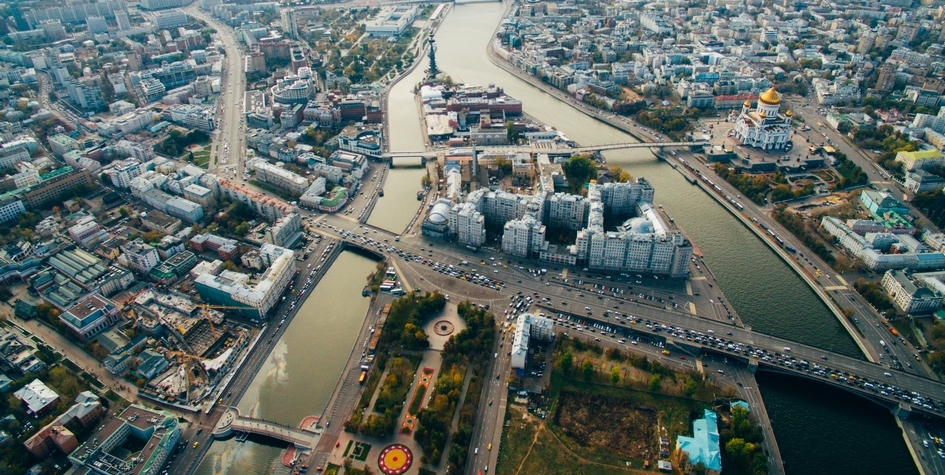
[359,370,367,384]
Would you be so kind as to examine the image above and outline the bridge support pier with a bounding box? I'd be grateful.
[747,360,759,374]
[893,402,913,421]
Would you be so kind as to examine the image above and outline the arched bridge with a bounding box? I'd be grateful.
[213,407,320,448]
[381,141,707,159]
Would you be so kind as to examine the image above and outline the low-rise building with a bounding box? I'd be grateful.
[59,294,120,341]
[141,210,183,235]
[0,326,46,375]
[881,270,943,314]
[677,409,722,475]
[69,405,182,475]
[13,379,60,415]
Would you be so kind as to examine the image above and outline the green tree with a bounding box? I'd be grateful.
[557,350,573,374]
[610,366,620,384]
[118,206,129,217]
[648,374,661,391]
[234,221,250,236]
[582,360,594,381]
[563,154,598,193]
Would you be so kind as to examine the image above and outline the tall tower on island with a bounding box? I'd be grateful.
[426,38,440,80]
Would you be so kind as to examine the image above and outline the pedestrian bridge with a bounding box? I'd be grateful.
[381,141,706,159]
[213,407,320,448]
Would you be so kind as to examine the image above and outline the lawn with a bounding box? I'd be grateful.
[496,370,713,475]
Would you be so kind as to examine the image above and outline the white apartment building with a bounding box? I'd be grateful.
[449,202,486,248]
[109,159,142,188]
[502,215,546,257]
[248,158,309,195]
[511,313,554,370]
[546,193,586,230]
[119,240,161,273]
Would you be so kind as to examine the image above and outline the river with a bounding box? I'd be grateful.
[194,251,377,475]
[377,2,914,474]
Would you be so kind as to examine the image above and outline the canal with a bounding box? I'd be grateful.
[377,2,915,474]
[194,251,378,475]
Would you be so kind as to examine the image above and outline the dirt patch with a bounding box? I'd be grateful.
[554,389,657,459]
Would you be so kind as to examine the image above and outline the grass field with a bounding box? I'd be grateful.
[496,370,713,475]
[190,150,211,168]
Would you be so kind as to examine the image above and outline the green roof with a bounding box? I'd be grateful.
[40,166,75,181]
[321,188,348,207]
[899,150,943,161]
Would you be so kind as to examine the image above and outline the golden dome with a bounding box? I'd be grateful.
[744,99,752,107]
[759,86,781,105]
[786,109,793,117]
[759,111,767,118]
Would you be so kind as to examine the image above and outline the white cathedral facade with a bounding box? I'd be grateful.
[732,87,793,150]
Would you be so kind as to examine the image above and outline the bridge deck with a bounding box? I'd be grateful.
[381,141,706,158]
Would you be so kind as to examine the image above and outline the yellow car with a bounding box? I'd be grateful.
[193,442,199,449]
[488,443,493,451]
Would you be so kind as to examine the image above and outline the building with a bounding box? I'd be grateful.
[189,233,240,260]
[365,6,418,37]
[676,409,722,475]
[732,87,793,150]
[247,158,309,196]
[21,167,93,209]
[59,294,120,341]
[182,184,214,209]
[109,160,143,188]
[265,212,303,248]
[141,210,182,235]
[69,405,182,475]
[154,9,189,29]
[896,150,945,172]
[281,8,298,38]
[822,216,945,271]
[13,379,60,415]
[0,193,26,223]
[904,170,945,194]
[150,250,197,282]
[194,244,295,320]
[218,178,295,221]
[510,313,553,371]
[860,189,909,216]
[0,326,46,375]
[165,196,204,223]
[87,16,109,34]
[48,134,79,158]
[502,215,546,257]
[68,216,108,249]
[24,391,104,458]
[447,201,485,247]
[119,239,161,273]
[881,270,943,314]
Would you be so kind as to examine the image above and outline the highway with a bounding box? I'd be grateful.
[184,5,247,178]
[310,213,945,417]
[674,147,933,379]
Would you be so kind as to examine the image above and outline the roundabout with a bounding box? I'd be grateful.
[378,444,413,475]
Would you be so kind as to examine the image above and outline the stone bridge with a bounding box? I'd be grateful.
[213,407,320,448]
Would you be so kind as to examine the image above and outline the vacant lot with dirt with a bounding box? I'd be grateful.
[555,389,657,459]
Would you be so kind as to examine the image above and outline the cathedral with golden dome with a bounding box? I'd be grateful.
[732,87,793,150]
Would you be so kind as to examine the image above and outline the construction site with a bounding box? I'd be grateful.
[130,289,254,407]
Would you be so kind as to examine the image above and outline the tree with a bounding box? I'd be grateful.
[558,350,573,374]
[610,165,632,183]
[562,154,598,193]
[610,366,620,384]
[648,374,661,391]
[118,206,129,217]
[234,221,250,236]
[582,360,594,381]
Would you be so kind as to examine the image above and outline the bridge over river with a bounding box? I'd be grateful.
[381,141,707,160]
[212,407,321,448]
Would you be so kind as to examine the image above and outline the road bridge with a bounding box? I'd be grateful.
[213,407,320,448]
[314,214,945,419]
[547,302,945,420]
[381,141,707,159]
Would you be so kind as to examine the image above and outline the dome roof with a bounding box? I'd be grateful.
[759,87,781,105]
[427,200,451,224]
[621,217,654,235]
[785,109,793,117]
[743,100,752,107]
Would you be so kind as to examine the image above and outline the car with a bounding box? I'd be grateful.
[488,443,493,451]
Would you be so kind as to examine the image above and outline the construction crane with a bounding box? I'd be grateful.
[192,303,255,337]
[166,350,207,398]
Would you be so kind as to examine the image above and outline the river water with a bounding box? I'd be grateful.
[376,2,914,474]
[194,251,377,475]
[198,3,916,474]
